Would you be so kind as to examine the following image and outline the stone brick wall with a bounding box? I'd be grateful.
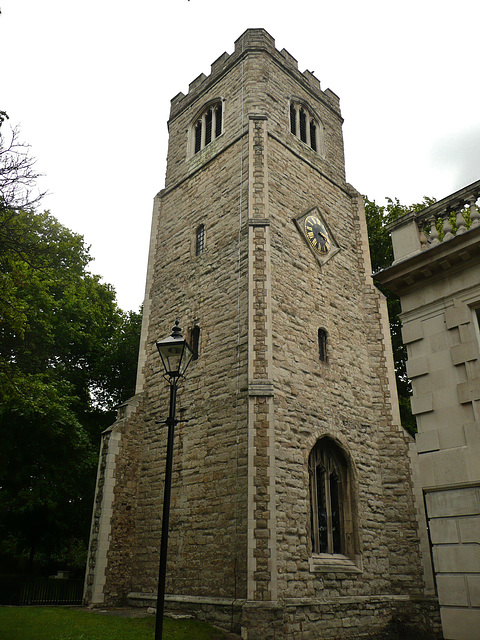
[128,135,251,600]
[266,129,426,602]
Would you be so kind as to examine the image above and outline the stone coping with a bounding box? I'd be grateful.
[128,591,437,608]
[128,592,247,608]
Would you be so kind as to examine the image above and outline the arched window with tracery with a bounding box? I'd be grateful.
[191,101,223,155]
[289,100,323,154]
[308,437,354,557]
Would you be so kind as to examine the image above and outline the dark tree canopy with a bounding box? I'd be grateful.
[0,122,141,575]
[364,196,435,435]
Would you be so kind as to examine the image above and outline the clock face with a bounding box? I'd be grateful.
[304,215,331,255]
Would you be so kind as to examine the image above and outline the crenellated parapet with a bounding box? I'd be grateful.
[169,28,341,123]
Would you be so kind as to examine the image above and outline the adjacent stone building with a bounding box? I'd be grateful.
[375,181,480,640]
[85,29,441,639]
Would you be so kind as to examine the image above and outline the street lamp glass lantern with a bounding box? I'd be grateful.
[156,320,194,379]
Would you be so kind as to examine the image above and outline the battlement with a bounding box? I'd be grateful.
[169,29,340,121]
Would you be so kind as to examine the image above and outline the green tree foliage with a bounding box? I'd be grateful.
[91,308,143,411]
[0,122,141,574]
[365,196,435,435]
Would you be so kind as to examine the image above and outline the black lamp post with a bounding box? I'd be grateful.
[154,319,194,640]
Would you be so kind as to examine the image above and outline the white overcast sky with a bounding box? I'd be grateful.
[1,0,479,312]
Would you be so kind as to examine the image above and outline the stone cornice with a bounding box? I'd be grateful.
[374,225,480,294]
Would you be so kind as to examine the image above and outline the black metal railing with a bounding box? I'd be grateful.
[0,575,84,606]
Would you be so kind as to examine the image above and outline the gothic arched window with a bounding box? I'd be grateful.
[191,100,223,155]
[289,100,323,154]
[309,438,353,556]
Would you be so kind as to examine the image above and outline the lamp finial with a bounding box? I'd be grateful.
[171,319,181,338]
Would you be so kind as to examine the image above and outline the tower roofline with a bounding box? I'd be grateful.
[168,28,341,124]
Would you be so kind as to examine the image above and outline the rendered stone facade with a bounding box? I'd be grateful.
[375,181,480,640]
[85,29,441,639]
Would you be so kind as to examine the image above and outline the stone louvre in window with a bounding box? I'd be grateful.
[289,100,323,154]
[299,108,307,143]
[191,101,223,155]
[309,120,317,151]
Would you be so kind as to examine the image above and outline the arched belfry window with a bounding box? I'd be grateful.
[289,100,323,154]
[191,100,223,155]
[309,438,354,557]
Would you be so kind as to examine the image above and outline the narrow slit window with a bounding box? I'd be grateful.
[191,326,200,360]
[318,328,327,362]
[196,224,205,256]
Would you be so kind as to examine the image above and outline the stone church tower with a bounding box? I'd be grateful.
[85,29,441,639]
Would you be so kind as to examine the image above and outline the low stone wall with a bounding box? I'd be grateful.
[127,591,442,640]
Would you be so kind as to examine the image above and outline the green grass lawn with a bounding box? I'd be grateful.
[0,606,230,640]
